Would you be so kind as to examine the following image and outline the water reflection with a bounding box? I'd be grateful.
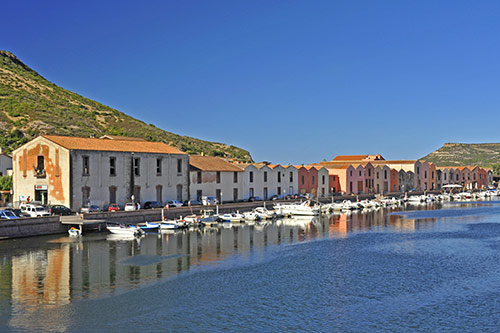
[2,201,500,331]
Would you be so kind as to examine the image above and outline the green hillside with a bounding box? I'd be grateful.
[0,50,252,162]
[421,143,500,168]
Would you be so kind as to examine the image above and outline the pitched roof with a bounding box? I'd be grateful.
[99,135,146,141]
[332,155,369,161]
[236,162,269,170]
[190,155,243,172]
[42,135,186,154]
[331,154,385,162]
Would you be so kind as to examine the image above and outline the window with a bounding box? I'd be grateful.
[249,188,254,197]
[384,170,387,179]
[368,169,371,177]
[359,170,361,176]
[234,172,238,183]
[312,176,315,185]
[444,173,447,181]
[109,186,117,204]
[301,175,305,185]
[250,171,254,183]
[424,171,427,178]
[110,157,116,176]
[277,172,281,183]
[290,172,293,182]
[264,171,268,182]
[37,155,45,170]
[431,171,434,179]
[216,171,221,184]
[156,158,162,176]
[177,159,182,174]
[35,155,46,178]
[376,172,379,179]
[197,171,202,184]
[134,158,140,176]
[82,156,89,176]
[417,167,420,175]
[350,170,352,177]
[233,188,238,202]
[322,175,325,185]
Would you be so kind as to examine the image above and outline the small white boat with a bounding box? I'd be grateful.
[68,227,81,237]
[218,212,246,223]
[244,207,274,220]
[341,200,362,211]
[274,201,320,216]
[160,220,180,230]
[107,225,144,236]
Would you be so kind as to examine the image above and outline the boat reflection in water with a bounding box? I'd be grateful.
[0,204,452,331]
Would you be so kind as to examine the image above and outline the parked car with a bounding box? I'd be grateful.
[143,201,163,209]
[183,200,202,206]
[0,210,19,219]
[80,205,101,214]
[107,203,120,212]
[167,200,183,208]
[270,195,284,201]
[124,202,137,211]
[48,205,73,216]
[5,208,29,217]
[22,204,51,217]
[248,196,261,202]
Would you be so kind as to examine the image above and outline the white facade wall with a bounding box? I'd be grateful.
[70,150,189,209]
[189,170,243,203]
[271,166,298,198]
[12,137,72,207]
[316,167,329,198]
[241,165,277,200]
[240,165,298,200]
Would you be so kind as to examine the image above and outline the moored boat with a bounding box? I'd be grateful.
[107,224,144,236]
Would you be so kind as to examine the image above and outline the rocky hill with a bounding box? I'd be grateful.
[421,143,500,167]
[0,50,252,162]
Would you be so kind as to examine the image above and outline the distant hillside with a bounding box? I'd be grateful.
[0,50,252,162]
[421,143,500,168]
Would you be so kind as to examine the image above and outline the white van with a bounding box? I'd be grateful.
[21,204,51,217]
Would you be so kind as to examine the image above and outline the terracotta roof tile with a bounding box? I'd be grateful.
[190,156,243,172]
[332,155,369,161]
[99,135,146,141]
[43,135,186,154]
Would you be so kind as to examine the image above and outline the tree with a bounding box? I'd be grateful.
[0,175,12,191]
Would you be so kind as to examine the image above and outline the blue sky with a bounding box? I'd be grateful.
[3,1,500,164]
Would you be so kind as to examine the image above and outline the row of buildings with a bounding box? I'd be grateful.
[5,135,495,210]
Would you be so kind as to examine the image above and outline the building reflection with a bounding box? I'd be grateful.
[0,205,449,331]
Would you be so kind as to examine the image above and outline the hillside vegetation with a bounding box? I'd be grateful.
[421,143,500,169]
[0,50,252,162]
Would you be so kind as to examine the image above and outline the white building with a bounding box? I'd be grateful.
[189,155,244,203]
[12,135,189,210]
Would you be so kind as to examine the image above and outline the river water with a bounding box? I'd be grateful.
[2,201,500,331]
